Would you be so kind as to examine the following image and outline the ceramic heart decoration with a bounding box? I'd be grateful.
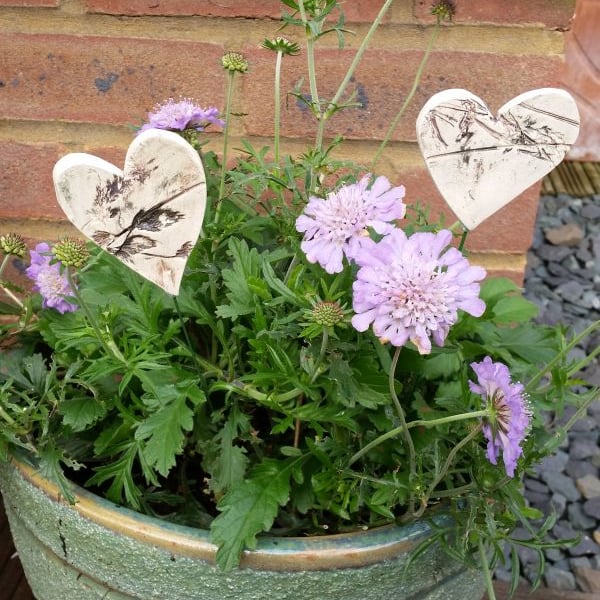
[416,88,580,230]
[53,129,207,295]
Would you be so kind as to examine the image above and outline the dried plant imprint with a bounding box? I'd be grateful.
[53,129,207,295]
[416,88,580,230]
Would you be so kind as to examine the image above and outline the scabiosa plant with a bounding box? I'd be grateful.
[295,174,406,274]
[0,233,27,258]
[138,98,224,134]
[25,242,77,313]
[351,228,486,353]
[469,357,531,477]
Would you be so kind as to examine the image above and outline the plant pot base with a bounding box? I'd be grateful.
[1,458,486,600]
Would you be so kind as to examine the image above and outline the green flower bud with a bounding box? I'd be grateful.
[221,52,249,73]
[431,0,455,22]
[53,238,90,269]
[261,37,300,56]
[311,301,345,327]
[0,233,27,257]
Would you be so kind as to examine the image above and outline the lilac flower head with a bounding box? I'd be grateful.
[138,98,224,134]
[295,175,406,274]
[25,243,77,314]
[351,229,486,354]
[469,356,531,477]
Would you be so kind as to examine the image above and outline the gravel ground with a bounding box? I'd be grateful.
[494,193,600,594]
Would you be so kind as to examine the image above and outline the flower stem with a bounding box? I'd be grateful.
[479,539,496,600]
[371,19,440,170]
[217,69,236,217]
[274,50,283,164]
[388,347,417,513]
[0,254,24,308]
[525,320,600,393]
[66,270,127,365]
[414,424,482,517]
[297,0,321,131]
[348,409,488,466]
[318,0,395,149]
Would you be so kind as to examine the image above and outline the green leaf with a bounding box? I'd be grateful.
[494,326,557,364]
[480,277,521,304]
[136,381,206,477]
[210,460,292,571]
[215,238,262,320]
[492,296,539,323]
[60,396,107,432]
[210,406,251,496]
[87,440,144,508]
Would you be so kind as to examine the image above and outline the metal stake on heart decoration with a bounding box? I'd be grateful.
[416,88,580,230]
[53,129,207,296]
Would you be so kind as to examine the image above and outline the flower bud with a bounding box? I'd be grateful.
[0,233,27,257]
[311,301,345,327]
[53,238,90,269]
[221,52,249,73]
[431,0,455,22]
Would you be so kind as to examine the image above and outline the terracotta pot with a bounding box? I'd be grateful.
[0,456,485,600]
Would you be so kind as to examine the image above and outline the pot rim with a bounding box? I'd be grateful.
[8,454,445,571]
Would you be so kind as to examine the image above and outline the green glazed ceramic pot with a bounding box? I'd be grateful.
[0,457,485,600]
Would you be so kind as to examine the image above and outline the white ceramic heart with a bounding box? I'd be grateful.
[53,129,206,295]
[416,88,580,230]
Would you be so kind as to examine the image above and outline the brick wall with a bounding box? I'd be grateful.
[0,0,575,283]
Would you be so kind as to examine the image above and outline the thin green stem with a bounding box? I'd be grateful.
[0,254,24,307]
[414,424,482,517]
[479,540,496,600]
[318,0,395,149]
[274,50,283,164]
[371,20,440,170]
[567,336,600,377]
[389,347,417,512]
[457,225,469,252]
[309,329,329,383]
[217,380,305,405]
[0,254,9,278]
[173,296,208,382]
[525,320,600,393]
[348,409,488,466]
[217,69,236,214]
[66,270,126,364]
[297,0,322,133]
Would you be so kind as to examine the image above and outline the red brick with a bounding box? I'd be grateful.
[414,0,575,28]
[0,142,127,222]
[85,0,384,21]
[394,165,540,254]
[241,47,565,142]
[0,0,57,5]
[562,0,600,161]
[0,143,66,221]
[0,33,226,127]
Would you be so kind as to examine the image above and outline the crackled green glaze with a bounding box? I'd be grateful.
[0,458,485,600]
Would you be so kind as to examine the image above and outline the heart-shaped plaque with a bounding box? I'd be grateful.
[416,88,580,230]
[53,129,206,295]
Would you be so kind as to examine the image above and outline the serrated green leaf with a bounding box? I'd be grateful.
[87,441,144,508]
[136,382,205,477]
[216,238,262,321]
[210,460,291,571]
[60,396,107,432]
[210,406,250,496]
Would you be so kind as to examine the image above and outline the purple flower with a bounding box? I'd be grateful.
[469,357,530,477]
[25,243,77,314]
[351,229,486,354]
[295,175,406,274]
[138,98,224,134]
